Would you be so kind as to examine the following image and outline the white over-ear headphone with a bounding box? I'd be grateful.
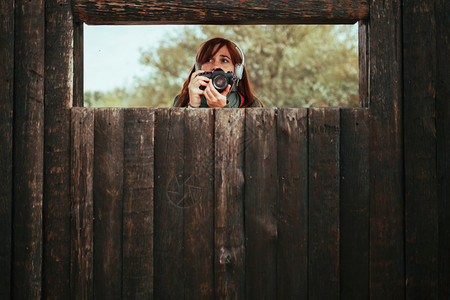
[194,40,245,80]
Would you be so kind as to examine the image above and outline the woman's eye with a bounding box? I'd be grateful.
[221,58,230,63]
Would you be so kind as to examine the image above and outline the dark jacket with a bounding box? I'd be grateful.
[172,92,262,108]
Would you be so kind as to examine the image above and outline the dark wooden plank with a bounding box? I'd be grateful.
[403,0,439,298]
[153,108,185,299]
[93,108,124,299]
[358,20,369,107]
[368,0,404,298]
[339,108,369,299]
[73,22,84,107]
[214,109,246,299]
[276,108,308,299]
[0,0,14,297]
[122,109,155,299]
[308,108,340,299]
[244,108,278,299]
[183,109,214,299]
[72,0,369,25]
[436,0,450,298]
[43,0,74,297]
[70,108,95,300]
[12,0,45,297]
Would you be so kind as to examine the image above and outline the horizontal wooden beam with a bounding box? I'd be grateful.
[72,0,369,25]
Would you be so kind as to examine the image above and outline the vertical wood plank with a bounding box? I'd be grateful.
[368,0,404,298]
[154,108,185,299]
[122,109,155,299]
[13,0,45,297]
[93,108,124,299]
[214,109,246,299]
[73,22,84,107]
[340,108,369,299]
[436,0,450,298]
[245,108,278,299]
[0,0,14,297]
[403,0,439,298]
[183,109,214,299]
[43,0,74,297]
[359,20,369,107]
[308,108,340,299]
[276,108,308,299]
[71,108,94,300]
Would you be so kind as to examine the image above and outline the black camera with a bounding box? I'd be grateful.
[198,68,237,93]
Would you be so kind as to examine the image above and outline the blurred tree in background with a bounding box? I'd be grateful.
[86,24,358,108]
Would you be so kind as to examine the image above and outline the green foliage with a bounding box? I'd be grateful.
[87,24,359,108]
[84,88,134,107]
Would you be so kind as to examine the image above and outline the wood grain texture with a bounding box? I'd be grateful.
[368,0,404,298]
[403,0,439,298]
[0,0,14,297]
[72,0,369,25]
[183,109,215,299]
[339,108,369,299]
[214,109,246,299]
[43,0,74,297]
[153,108,185,299]
[359,20,369,107]
[93,108,124,299]
[436,0,450,298]
[70,108,94,300]
[276,108,308,299]
[308,108,340,299]
[244,108,278,299]
[122,109,155,299]
[73,22,84,107]
[12,0,45,297]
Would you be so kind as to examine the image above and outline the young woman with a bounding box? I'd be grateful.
[173,37,263,108]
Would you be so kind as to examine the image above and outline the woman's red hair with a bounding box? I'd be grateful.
[176,37,261,107]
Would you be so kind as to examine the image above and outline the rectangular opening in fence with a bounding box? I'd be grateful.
[84,24,360,108]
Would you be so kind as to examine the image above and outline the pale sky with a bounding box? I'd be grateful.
[83,24,182,92]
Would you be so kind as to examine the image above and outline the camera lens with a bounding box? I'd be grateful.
[213,74,227,92]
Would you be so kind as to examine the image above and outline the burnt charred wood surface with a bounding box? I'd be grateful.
[339,108,369,298]
[214,109,246,299]
[13,0,45,298]
[436,0,450,298]
[93,109,124,299]
[70,108,94,300]
[0,0,13,297]
[122,109,155,299]
[368,0,404,298]
[43,0,74,297]
[403,0,439,298]
[73,22,84,107]
[153,109,185,299]
[276,108,308,299]
[72,0,369,25]
[358,20,369,107]
[308,108,340,299]
[244,108,278,299]
[67,107,372,298]
[183,109,215,299]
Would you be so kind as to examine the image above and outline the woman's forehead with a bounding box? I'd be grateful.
[212,45,231,57]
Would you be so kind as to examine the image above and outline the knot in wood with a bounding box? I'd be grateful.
[219,247,232,265]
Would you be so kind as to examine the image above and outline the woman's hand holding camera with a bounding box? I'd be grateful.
[188,70,230,108]
[188,70,207,107]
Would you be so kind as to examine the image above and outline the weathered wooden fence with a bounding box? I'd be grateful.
[70,107,369,298]
[2,0,449,298]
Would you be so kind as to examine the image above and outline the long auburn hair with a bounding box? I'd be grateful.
[176,37,261,107]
